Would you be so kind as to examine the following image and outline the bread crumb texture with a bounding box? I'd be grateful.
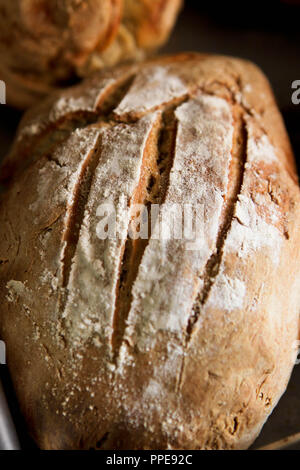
[0,53,300,450]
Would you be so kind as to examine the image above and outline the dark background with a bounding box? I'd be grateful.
[0,0,300,450]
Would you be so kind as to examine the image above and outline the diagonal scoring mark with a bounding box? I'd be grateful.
[188,115,248,342]
[47,75,138,317]
[59,132,103,313]
[176,109,249,391]
[111,103,183,362]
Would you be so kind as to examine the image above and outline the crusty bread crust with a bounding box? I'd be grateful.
[0,53,300,450]
[0,0,182,109]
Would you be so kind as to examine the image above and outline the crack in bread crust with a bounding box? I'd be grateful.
[111,106,180,361]
[176,108,248,391]
[186,110,248,344]
[58,133,103,314]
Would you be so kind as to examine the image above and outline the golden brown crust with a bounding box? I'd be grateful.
[123,0,182,49]
[0,0,182,108]
[0,53,300,450]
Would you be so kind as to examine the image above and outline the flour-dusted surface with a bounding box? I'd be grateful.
[62,113,160,349]
[0,53,300,450]
[115,65,188,117]
[125,93,234,352]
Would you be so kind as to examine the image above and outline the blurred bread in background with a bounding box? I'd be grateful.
[0,0,182,109]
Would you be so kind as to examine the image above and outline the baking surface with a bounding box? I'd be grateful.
[0,1,299,450]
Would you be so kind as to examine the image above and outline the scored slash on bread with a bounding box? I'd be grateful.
[0,53,300,450]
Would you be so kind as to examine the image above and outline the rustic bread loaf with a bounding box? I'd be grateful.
[0,0,182,109]
[1,53,300,450]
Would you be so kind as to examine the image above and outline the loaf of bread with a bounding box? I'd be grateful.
[0,0,182,109]
[1,53,300,450]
